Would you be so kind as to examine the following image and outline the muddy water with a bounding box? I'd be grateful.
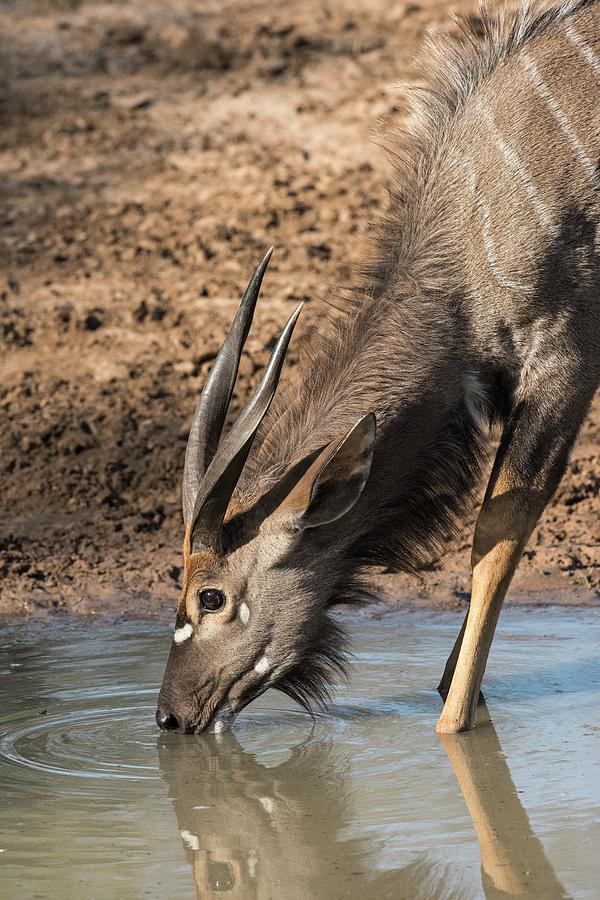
[0,610,598,900]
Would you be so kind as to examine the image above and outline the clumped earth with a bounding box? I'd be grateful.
[1,0,598,618]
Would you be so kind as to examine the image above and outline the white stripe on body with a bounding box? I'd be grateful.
[475,101,557,237]
[565,23,600,79]
[462,159,533,293]
[521,51,596,179]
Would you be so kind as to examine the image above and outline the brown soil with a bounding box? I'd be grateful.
[1,0,598,619]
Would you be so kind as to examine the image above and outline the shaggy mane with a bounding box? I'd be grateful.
[235,0,594,586]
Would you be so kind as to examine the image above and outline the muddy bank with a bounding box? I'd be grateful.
[0,0,598,618]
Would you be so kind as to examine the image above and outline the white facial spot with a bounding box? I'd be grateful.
[180,830,200,852]
[213,719,226,734]
[239,602,250,625]
[254,655,270,676]
[174,622,193,645]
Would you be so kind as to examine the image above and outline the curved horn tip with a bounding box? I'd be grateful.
[276,301,304,346]
[255,245,274,275]
[290,301,304,322]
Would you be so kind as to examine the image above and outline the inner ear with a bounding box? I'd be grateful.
[280,413,376,530]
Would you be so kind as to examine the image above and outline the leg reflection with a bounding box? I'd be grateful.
[157,730,464,900]
[440,705,569,899]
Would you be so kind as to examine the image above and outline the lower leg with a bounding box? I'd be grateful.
[436,370,595,733]
[437,610,468,699]
[438,607,485,704]
[436,497,532,734]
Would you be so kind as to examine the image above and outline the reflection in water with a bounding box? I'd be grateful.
[158,732,460,900]
[158,713,568,900]
[1,611,596,898]
[440,706,569,900]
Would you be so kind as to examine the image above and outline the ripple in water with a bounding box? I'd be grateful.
[0,703,160,782]
[0,692,327,788]
[0,649,423,789]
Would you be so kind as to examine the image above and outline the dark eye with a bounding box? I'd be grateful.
[198,588,225,612]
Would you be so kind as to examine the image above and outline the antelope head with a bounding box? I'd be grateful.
[156,250,375,734]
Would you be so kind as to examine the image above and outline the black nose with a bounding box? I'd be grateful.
[156,708,180,731]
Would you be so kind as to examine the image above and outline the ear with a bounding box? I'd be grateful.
[280,413,376,529]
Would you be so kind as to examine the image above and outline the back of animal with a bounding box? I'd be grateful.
[403,0,600,378]
[468,1,599,336]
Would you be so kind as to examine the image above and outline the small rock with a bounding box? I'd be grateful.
[307,243,332,260]
[92,91,110,107]
[174,360,195,376]
[158,23,190,53]
[93,360,128,383]
[105,20,146,46]
[112,93,155,111]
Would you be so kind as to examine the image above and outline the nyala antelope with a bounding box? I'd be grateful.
[157,0,600,735]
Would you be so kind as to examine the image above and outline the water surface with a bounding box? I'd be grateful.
[0,608,598,899]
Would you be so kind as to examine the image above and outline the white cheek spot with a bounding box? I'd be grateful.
[254,655,270,676]
[180,830,200,852]
[174,622,193,644]
[213,719,226,734]
[239,602,250,625]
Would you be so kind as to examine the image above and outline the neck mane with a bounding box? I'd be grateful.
[234,281,492,585]
[232,0,589,587]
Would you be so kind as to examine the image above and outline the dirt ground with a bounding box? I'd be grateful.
[1,0,598,619]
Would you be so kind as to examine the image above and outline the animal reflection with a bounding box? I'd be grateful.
[157,732,457,900]
[159,715,568,899]
[440,706,569,899]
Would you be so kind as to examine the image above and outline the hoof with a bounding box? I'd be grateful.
[435,712,472,734]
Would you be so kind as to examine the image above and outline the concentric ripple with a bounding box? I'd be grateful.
[0,702,159,781]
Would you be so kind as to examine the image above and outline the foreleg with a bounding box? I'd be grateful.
[436,380,594,734]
